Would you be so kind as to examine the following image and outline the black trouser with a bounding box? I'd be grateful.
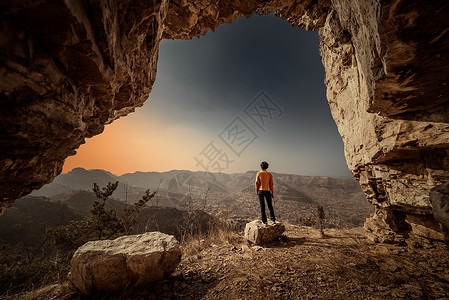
[258,190,275,223]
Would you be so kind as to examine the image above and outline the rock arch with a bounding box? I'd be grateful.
[1,0,448,243]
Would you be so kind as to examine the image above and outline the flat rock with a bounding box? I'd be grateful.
[244,220,285,245]
[68,232,181,294]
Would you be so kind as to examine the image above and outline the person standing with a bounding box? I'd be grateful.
[255,161,276,225]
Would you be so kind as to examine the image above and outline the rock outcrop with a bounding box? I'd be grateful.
[1,1,449,243]
[430,183,449,248]
[244,220,285,245]
[68,232,181,294]
[319,0,449,243]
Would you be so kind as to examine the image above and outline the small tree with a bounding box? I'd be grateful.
[122,179,131,204]
[49,182,156,254]
[90,182,122,240]
[317,205,326,237]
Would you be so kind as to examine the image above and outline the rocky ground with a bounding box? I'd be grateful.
[11,225,449,300]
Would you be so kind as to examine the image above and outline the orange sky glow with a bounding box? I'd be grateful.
[62,108,208,175]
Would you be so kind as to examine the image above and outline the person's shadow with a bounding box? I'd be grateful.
[263,235,306,248]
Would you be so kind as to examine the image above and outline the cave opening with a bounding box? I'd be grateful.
[1,0,447,246]
[62,13,352,179]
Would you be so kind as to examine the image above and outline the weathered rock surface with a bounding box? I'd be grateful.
[430,183,449,248]
[1,0,449,243]
[319,0,449,243]
[68,232,181,294]
[364,208,410,245]
[244,220,285,245]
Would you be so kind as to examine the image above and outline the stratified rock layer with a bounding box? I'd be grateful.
[68,232,181,294]
[319,0,449,243]
[245,220,286,245]
[1,1,449,243]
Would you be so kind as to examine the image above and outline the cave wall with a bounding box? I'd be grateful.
[1,0,448,244]
[0,0,168,209]
[320,0,449,243]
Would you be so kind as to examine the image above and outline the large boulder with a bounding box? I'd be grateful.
[68,232,181,294]
[244,220,285,245]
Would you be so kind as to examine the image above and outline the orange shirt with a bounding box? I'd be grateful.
[255,170,274,192]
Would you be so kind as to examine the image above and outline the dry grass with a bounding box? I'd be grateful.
[180,223,242,257]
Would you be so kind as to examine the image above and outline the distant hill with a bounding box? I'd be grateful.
[33,168,362,201]
[31,167,118,195]
[49,190,128,217]
[0,192,224,246]
[30,168,372,227]
[32,167,147,203]
[0,196,83,245]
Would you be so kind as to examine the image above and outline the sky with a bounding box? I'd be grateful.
[62,14,353,178]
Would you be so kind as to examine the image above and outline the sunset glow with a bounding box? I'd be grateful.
[62,107,210,175]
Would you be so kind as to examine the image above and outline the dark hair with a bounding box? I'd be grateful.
[260,161,269,170]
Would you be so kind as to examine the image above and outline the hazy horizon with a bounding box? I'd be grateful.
[62,166,354,179]
[63,13,353,178]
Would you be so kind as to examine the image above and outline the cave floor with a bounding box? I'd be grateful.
[13,226,449,300]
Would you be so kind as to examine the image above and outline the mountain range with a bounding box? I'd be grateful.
[31,168,373,227]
